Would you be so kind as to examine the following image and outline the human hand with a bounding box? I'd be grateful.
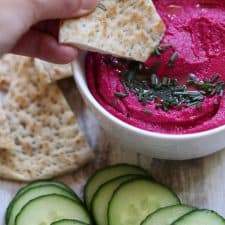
[0,0,99,63]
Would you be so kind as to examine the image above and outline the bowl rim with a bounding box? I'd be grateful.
[72,53,225,141]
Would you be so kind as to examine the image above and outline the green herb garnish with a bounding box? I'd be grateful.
[97,3,107,11]
[162,77,169,86]
[149,61,160,75]
[168,52,178,67]
[211,73,220,83]
[107,56,224,112]
[141,109,153,115]
[152,44,173,56]
[114,92,128,98]
[210,82,224,96]
[150,74,159,87]
[122,70,135,82]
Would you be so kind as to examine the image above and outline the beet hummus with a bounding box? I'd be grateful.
[86,0,225,134]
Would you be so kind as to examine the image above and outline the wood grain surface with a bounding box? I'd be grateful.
[0,78,225,225]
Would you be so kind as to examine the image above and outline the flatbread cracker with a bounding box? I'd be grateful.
[0,58,94,181]
[0,54,24,90]
[34,59,73,83]
[0,54,26,150]
[60,0,165,62]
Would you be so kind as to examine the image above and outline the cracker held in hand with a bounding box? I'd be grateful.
[34,59,73,83]
[0,54,24,91]
[59,0,165,62]
[0,58,94,181]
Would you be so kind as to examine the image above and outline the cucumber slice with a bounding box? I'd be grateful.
[14,181,78,199]
[108,178,180,225]
[7,184,78,225]
[173,209,225,225]
[85,164,147,208]
[92,175,144,225]
[51,219,89,225]
[141,205,195,225]
[15,194,91,225]
[172,210,225,225]
[6,181,80,224]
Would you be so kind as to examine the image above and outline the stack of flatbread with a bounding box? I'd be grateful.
[0,55,94,181]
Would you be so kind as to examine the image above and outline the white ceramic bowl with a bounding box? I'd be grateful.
[72,52,225,160]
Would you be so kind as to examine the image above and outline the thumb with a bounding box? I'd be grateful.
[32,0,99,22]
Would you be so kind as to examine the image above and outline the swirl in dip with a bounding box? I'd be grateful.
[86,0,225,134]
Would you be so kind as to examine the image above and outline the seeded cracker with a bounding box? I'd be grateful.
[59,0,165,62]
[0,58,94,181]
[34,59,73,83]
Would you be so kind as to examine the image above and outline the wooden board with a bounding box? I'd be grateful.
[0,78,225,225]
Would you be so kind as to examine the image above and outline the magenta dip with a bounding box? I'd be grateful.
[86,0,225,134]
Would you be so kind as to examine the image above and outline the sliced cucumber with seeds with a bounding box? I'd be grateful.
[92,174,145,225]
[85,164,147,209]
[7,184,78,225]
[141,205,195,225]
[51,219,89,225]
[108,178,180,225]
[15,194,91,225]
[172,209,225,225]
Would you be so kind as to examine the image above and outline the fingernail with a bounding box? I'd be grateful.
[80,0,100,13]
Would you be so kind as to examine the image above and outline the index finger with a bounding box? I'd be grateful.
[32,0,99,22]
